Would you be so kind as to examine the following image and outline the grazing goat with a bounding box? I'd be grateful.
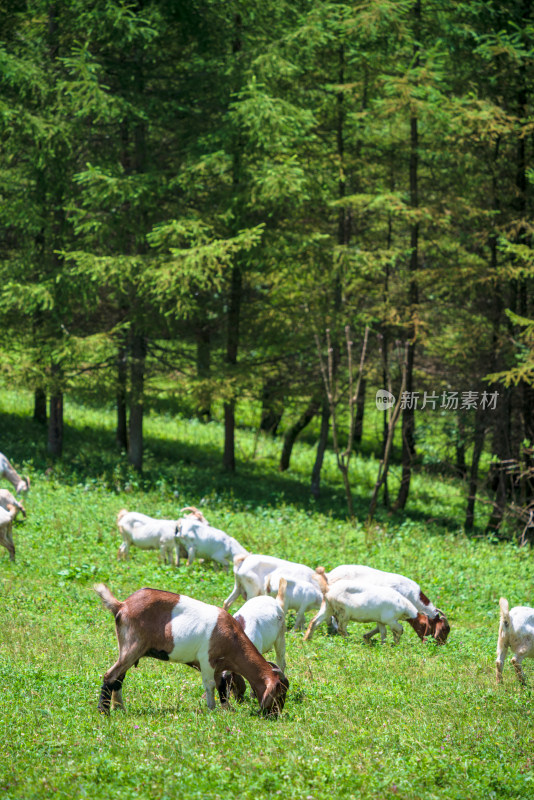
[94,584,289,715]
[323,564,450,643]
[116,506,207,565]
[496,597,534,685]
[223,553,317,614]
[303,579,430,643]
[0,506,16,561]
[0,452,29,494]
[116,509,182,565]
[219,578,288,703]
[176,517,248,571]
[0,489,26,519]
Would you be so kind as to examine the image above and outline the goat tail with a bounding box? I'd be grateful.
[276,577,288,615]
[314,566,329,595]
[94,584,122,617]
[499,597,511,628]
[117,508,128,523]
[233,553,248,568]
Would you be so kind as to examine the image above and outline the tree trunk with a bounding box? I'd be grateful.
[394,5,420,510]
[279,397,320,472]
[465,408,487,532]
[222,14,244,473]
[514,52,533,511]
[223,264,242,472]
[394,340,416,511]
[33,388,47,424]
[311,400,330,499]
[223,403,236,472]
[309,42,346,500]
[48,392,63,457]
[196,324,212,421]
[128,332,146,472]
[485,388,512,535]
[456,412,467,479]
[116,343,128,450]
[353,376,366,447]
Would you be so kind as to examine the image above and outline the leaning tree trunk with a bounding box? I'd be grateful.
[279,397,320,472]
[260,378,283,436]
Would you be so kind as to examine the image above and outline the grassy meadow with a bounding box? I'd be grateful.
[1,388,533,800]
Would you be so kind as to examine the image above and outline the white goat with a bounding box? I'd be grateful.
[94,584,289,715]
[0,505,17,561]
[235,577,288,671]
[0,452,29,494]
[176,517,248,571]
[116,506,207,566]
[323,564,450,643]
[116,509,180,565]
[223,553,318,615]
[0,488,26,519]
[304,579,430,643]
[496,597,534,685]
[264,567,324,630]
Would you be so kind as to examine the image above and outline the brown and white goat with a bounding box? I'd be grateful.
[323,564,450,644]
[94,584,289,715]
[496,597,534,685]
[0,506,16,561]
[0,452,29,494]
[0,489,26,519]
[304,579,431,643]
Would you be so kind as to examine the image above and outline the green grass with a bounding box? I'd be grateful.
[1,388,533,799]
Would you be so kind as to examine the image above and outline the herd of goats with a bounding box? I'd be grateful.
[1,449,533,716]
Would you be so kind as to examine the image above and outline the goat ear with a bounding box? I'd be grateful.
[266,662,289,689]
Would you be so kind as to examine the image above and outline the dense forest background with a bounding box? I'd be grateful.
[1,0,534,539]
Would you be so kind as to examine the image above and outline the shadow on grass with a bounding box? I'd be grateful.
[0,408,465,533]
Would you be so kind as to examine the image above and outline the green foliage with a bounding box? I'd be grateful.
[1,0,534,511]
